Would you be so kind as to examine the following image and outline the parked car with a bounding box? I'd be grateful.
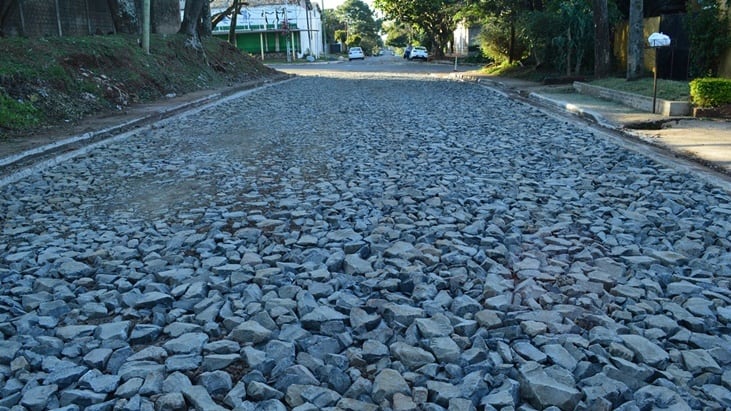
[348,47,364,61]
[409,46,428,60]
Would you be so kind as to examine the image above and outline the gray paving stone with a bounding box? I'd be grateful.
[2,73,730,411]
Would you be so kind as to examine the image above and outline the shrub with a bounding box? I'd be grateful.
[689,77,731,107]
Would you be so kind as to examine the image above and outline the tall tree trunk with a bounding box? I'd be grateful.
[508,20,515,64]
[566,28,572,76]
[179,0,206,38]
[107,0,139,34]
[228,0,238,46]
[593,0,611,78]
[627,0,643,80]
[199,0,211,37]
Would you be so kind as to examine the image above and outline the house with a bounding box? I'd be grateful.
[210,0,323,60]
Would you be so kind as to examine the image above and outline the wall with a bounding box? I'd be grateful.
[613,15,690,80]
[212,1,323,58]
[1,0,180,37]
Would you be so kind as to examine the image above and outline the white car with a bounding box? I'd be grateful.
[348,47,365,61]
[409,46,428,60]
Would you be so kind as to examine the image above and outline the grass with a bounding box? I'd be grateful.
[0,93,41,129]
[481,62,551,83]
[0,34,278,138]
[588,77,690,101]
[481,62,691,101]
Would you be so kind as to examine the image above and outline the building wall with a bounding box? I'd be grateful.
[212,0,323,58]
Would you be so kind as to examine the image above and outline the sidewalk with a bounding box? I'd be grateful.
[457,72,731,178]
[0,75,291,182]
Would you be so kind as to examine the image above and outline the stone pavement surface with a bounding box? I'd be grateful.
[1,71,731,411]
[461,73,731,177]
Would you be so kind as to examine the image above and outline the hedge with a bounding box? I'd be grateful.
[690,77,731,108]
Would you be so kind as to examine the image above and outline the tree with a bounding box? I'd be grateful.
[593,0,611,77]
[461,0,550,64]
[228,0,242,47]
[685,0,731,78]
[334,0,381,55]
[374,0,460,58]
[179,0,210,40]
[549,0,593,76]
[107,0,140,34]
[334,29,347,49]
[626,0,643,79]
[382,21,410,48]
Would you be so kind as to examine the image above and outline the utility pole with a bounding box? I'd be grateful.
[321,0,327,56]
[142,0,150,53]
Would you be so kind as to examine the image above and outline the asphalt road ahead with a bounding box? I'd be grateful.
[1,55,730,410]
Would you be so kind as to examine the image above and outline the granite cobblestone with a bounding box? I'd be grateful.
[1,73,731,410]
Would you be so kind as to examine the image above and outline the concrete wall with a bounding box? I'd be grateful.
[1,0,180,37]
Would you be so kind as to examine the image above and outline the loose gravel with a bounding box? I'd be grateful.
[1,72,731,411]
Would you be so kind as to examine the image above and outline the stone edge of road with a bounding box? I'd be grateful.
[450,71,731,193]
[0,74,294,187]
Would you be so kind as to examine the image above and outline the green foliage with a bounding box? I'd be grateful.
[0,34,275,137]
[690,77,731,107]
[685,0,731,78]
[0,92,41,131]
[382,21,410,48]
[466,0,621,74]
[359,37,379,55]
[374,0,459,58]
[521,10,564,67]
[333,0,382,55]
[346,34,362,47]
[591,77,690,100]
[477,19,526,64]
[548,0,594,76]
[334,30,348,44]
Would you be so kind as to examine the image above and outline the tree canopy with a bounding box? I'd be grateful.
[331,0,382,54]
[374,0,461,58]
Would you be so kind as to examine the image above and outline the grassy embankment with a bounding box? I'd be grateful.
[0,34,277,138]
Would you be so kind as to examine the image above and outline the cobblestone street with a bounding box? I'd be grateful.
[1,70,731,410]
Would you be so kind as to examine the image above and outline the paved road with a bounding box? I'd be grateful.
[1,58,730,411]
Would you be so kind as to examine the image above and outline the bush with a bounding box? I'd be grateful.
[690,77,731,107]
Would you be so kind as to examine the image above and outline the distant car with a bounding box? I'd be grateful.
[348,47,364,61]
[409,46,428,60]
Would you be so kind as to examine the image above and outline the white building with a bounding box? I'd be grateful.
[210,0,323,60]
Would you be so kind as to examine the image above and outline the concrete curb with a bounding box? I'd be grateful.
[447,73,620,130]
[0,74,292,179]
[527,92,617,130]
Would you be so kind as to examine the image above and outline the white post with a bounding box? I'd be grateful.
[260,33,265,60]
[291,31,296,61]
[321,0,326,57]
